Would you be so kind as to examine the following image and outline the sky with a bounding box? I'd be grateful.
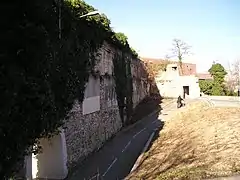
[85,0,240,72]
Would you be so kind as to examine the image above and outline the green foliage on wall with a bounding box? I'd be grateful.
[113,53,133,126]
[114,32,128,46]
[0,0,137,178]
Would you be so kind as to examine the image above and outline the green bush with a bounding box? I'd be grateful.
[199,63,235,96]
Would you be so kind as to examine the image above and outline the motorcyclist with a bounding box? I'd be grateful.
[177,95,184,108]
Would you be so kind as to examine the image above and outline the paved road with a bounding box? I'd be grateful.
[67,100,175,180]
[210,99,240,107]
[200,96,240,107]
[158,98,196,121]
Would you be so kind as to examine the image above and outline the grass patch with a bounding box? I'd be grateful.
[127,101,240,180]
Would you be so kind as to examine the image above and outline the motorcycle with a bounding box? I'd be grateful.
[177,100,185,108]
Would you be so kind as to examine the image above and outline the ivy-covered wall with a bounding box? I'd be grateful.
[64,42,121,168]
[0,0,148,178]
[64,41,149,169]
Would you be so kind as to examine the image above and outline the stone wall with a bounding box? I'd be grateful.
[64,41,149,169]
[132,58,149,107]
[64,80,121,168]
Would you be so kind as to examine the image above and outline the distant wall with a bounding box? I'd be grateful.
[132,58,149,107]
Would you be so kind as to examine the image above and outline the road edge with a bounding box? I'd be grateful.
[130,130,156,173]
[199,97,214,107]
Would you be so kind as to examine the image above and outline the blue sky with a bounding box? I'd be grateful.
[85,0,240,72]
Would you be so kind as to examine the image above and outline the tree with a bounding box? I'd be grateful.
[232,60,240,82]
[199,80,214,95]
[200,62,238,96]
[169,39,191,73]
[208,63,227,84]
[226,61,239,92]
[211,82,225,96]
[228,60,240,91]
[208,63,227,95]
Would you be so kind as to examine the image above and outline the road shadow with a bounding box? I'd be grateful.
[130,75,163,125]
[130,94,162,123]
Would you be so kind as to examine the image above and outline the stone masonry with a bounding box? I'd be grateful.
[64,41,149,169]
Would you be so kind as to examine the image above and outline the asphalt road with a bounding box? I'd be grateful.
[209,99,240,107]
[67,101,175,180]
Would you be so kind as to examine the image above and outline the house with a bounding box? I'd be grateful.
[25,42,149,180]
[141,57,200,99]
[155,63,200,98]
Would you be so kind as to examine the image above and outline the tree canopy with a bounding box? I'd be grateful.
[199,62,234,96]
[208,63,227,84]
[199,80,214,95]
[169,39,191,73]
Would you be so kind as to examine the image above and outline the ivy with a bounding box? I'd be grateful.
[125,56,134,125]
[1,0,138,178]
[113,53,133,126]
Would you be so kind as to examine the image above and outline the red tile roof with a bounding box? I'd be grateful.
[140,57,197,76]
[140,57,166,64]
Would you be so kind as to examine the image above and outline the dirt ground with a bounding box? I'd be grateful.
[127,101,240,180]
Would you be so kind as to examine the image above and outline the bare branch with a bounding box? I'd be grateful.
[164,54,170,61]
[169,39,191,61]
[226,59,240,91]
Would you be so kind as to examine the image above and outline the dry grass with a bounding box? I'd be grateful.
[126,101,240,180]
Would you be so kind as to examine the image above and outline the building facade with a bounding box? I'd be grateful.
[141,57,201,99]
[155,63,200,98]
